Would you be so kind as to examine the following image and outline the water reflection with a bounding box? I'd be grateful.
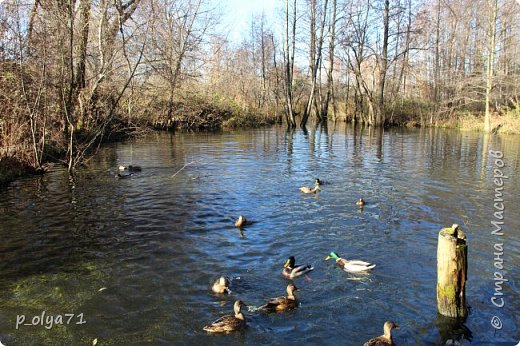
[435,314,473,345]
[0,124,519,345]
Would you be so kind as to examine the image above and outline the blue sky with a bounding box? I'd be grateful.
[218,0,280,43]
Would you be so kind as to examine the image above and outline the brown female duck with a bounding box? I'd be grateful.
[203,300,246,333]
[259,284,299,313]
[363,321,400,346]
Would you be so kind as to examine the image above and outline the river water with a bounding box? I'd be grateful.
[0,125,519,345]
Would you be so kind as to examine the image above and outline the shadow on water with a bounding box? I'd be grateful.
[435,314,473,345]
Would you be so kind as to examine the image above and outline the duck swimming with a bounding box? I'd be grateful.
[299,183,320,194]
[325,252,376,272]
[363,321,400,346]
[212,276,231,294]
[356,198,366,207]
[203,300,246,333]
[282,256,314,279]
[259,284,299,313]
[116,172,133,179]
[235,215,248,228]
[118,165,142,172]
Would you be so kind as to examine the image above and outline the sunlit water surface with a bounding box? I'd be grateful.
[0,125,519,345]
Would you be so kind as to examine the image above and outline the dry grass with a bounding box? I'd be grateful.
[441,109,520,134]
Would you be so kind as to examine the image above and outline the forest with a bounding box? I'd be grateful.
[0,0,519,178]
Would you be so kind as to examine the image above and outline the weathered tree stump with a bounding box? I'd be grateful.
[437,224,468,318]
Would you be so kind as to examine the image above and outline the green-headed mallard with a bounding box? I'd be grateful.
[356,198,366,207]
[118,165,142,172]
[363,321,400,346]
[299,183,320,194]
[282,256,314,279]
[203,300,246,333]
[325,252,376,272]
[259,284,299,313]
[212,276,231,294]
[235,215,248,228]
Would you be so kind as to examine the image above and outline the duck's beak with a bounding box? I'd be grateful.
[325,256,331,260]
[395,324,400,329]
[283,259,291,268]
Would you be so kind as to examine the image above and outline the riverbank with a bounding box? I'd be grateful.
[437,111,520,134]
[1,104,518,187]
[0,96,279,187]
[0,157,36,187]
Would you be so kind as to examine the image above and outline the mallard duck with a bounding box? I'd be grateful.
[235,215,247,228]
[299,184,320,194]
[212,276,231,294]
[363,321,400,346]
[203,300,246,333]
[356,198,366,207]
[325,252,376,272]
[282,256,314,279]
[259,284,299,313]
[118,165,142,172]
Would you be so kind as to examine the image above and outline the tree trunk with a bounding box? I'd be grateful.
[75,0,91,91]
[376,0,389,126]
[484,0,498,133]
[75,0,91,130]
[284,0,297,128]
[437,225,468,318]
[324,0,337,121]
[301,0,328,128]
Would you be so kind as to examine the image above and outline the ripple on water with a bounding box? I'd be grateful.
[0,127,519,345]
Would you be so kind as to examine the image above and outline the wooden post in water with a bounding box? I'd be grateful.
[437,224,468,318]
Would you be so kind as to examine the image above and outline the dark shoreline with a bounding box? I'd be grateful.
[1,116,518,188]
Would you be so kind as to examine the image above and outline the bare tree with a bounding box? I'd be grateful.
[484,0,498,132]
[283,0,297,128]
[301,0,328,128]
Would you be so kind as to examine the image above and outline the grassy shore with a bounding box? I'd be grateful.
[437,110,520,134]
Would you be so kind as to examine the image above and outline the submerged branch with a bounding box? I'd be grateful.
[171,159,201,178]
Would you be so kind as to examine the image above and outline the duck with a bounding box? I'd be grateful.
[211,276,231,294]
[235,215,248,228]
[356,198,366,207]
[116,172,133,179]
[118,165,142,172]
[299,183,320,194]
[363,321,400,346]
[325,252,376,272]
[315,178,329,185]
[259,283,299,313]
[282,256,314,279]
[203,300,247,333]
